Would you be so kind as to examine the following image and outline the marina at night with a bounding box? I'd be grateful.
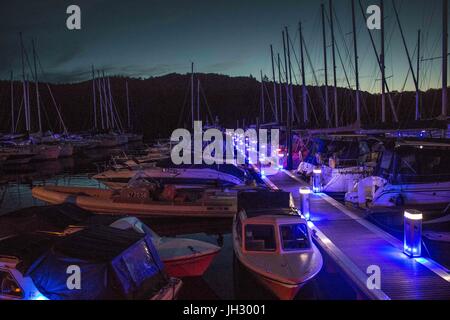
[0,0,449,306]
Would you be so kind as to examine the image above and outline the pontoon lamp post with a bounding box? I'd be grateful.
[299,187,311,220]
[312,167,322,193]
[404,209,423,258]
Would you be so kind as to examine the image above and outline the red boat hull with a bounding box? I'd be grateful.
[163,251,219,278]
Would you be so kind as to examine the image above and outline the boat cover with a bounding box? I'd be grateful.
[238,191,291,210]
[27,226,168,300]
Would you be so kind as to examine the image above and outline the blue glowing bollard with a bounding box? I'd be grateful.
[404,209,423,257]
[312,168,322,193]
[299,187,311,220]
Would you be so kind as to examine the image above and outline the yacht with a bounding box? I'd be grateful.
[345,139,450,210]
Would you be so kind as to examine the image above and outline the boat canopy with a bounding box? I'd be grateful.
[375,140,450,184]
[238,191,292,211]
[27,226,167,300]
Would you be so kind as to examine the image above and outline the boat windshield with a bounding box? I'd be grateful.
[245,225,276,252]
[394,147,450,184]
[279,224,310,251]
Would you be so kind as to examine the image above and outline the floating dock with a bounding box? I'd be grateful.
[264,170,450,300]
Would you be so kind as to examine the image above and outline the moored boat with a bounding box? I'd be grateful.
[345,139,450,210]
[0,226,182,300]
[110,217,221,277]
[232,191,323,300]
[32,183,238,218]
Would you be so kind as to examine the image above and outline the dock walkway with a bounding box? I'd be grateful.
[265,170,450,300]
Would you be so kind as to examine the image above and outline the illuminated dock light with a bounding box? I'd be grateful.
[312,167,322,193]
[404,209,423,258]
[299,187,311,220]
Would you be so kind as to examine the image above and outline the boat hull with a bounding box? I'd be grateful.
[150,277,183,300]
[163,251,219,278]
[32,186,237,218]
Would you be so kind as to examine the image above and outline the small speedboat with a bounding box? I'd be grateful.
[232,191,323,300]
[110,217,221,277]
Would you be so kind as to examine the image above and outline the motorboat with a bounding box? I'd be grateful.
[110,217,221,277]
[345,139,450,210]
[32,180,238,218]
[0,204,221,278]
[232,191,323,300]
[93,164,247,190]
[0,226,182,300]
[297,135,382,194]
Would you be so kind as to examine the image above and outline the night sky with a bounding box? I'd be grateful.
[0,0,448,92]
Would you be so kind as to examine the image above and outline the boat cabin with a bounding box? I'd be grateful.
[235,208,311,254]
[373,139,450,184]
[235,191,312,254]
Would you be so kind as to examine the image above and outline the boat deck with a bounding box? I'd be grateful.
[265,170,450,300]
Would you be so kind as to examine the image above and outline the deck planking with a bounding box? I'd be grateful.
[266,170,450,300]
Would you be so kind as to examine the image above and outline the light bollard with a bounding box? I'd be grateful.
[404,209,423,257]
[299,187,311,220]
[312,167,322,193]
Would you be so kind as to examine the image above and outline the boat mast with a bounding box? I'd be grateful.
[97,71,105,130]
[321,3,330,125]
[393,0,419,123]
[101,72,110,130]
[191,62,194,129]
[260,70,265,123]
[285,27,294,123]
[126,80,130,130]
[329,0,339,128]
[197,78,200,121]
[416,29,421,121]
[380,0,386,123]
[282,30,289,124]
[25,76,31,133]
[299,21,308,124]
[443,0,448,118]
[270,45,279,122]
[92,66,97,131]
[357,0,398,123]
[20,33,30,133]
[351,0,361,127]
[283,29,293,170]
[278,53,283,123]
[10,71,15,134]
[106,76,116,131]
[32,39,42,134]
